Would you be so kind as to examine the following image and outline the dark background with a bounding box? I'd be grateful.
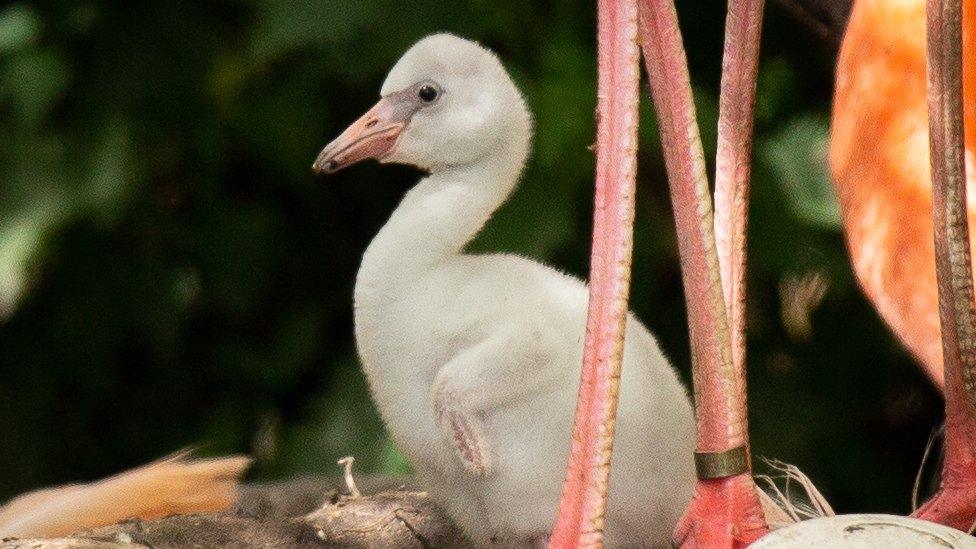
[0,0,943,516]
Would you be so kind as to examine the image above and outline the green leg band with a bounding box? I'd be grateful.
[694,445,749,479]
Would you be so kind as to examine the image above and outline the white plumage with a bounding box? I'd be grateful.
[320,34,695,547]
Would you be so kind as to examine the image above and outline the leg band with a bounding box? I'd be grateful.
[694,445,748,479]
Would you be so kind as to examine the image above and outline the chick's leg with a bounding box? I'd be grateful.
[433,380,494,476]
[432,324,561,477]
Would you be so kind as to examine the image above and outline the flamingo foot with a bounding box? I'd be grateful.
[911,412,976,533]
[913,488,976,533]
[672,473,769,549]
[912,455,976,533]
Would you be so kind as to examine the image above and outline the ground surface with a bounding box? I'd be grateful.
[0,476,472,548]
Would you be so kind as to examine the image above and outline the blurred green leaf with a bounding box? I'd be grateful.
[274,359,407,476]
[0,199,60,316]
[86,118,135,219]
[755,57,800,125]
[1,49,69,127]
[761,115,841,230]
[0,4,38,54]
[248,1,379,67]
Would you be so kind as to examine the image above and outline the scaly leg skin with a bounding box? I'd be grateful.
[433,382,492,477]
[911,0,976,533]
[672,0,771,545]
[672,474,769,548]
[637,0,769,546]
[549,0,641,546]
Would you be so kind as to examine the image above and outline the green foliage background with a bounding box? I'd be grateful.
[0,0,944,516]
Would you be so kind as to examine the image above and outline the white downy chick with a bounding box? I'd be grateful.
[314,33,695,547]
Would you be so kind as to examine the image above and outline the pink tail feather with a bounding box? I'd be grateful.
[0,452,251,538]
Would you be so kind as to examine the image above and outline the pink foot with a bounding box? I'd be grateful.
[672,474,769,548]
[912,454,976,532]
[913,488,976,533]
[911,417,976,533]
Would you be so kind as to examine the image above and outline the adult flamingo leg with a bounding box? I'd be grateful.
[715,0,765,379]
[910,0,976,532]
[549,0,641,546]
[637,0,769,546]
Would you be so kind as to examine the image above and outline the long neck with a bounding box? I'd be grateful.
[355,134,528,304]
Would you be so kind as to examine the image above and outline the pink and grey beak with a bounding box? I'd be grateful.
[313,91,419,174]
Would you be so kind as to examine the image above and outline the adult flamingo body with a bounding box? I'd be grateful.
[830,0,975,389]
[830,0,976,531]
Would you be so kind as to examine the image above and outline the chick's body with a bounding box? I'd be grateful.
[325,34,695,547]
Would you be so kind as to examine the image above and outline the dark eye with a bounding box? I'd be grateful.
[418,85,438,103]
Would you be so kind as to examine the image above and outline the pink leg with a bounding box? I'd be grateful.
[549,0,642,546]
[910,0,976,531]
[637,0,768,546]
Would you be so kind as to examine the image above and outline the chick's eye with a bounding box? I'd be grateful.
[418,85,438,103]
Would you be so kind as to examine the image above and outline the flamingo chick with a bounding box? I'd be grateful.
[313,34,695,547]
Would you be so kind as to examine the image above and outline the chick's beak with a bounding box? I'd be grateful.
[313,94,414,174]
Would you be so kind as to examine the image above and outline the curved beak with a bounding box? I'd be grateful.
[313,94,415,174]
